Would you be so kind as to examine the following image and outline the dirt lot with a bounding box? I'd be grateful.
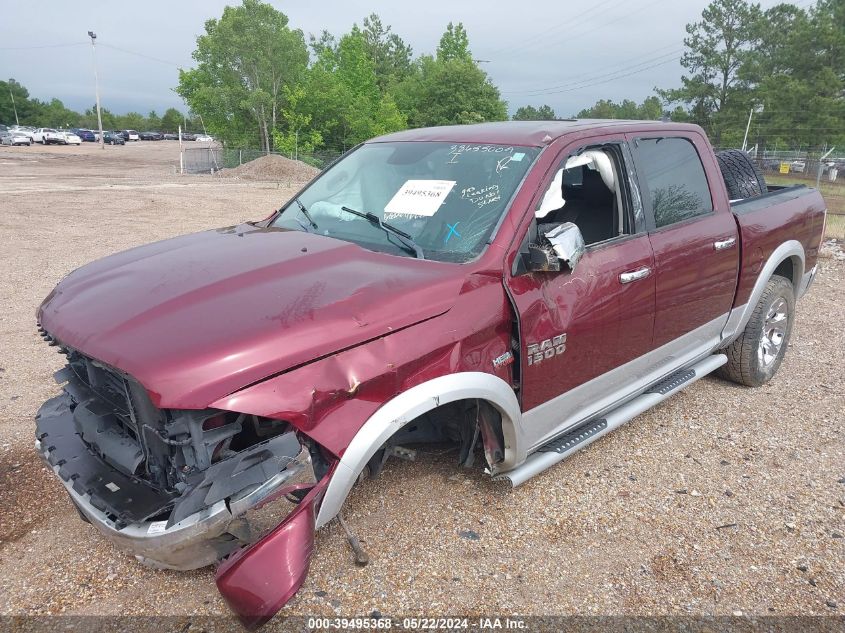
[0,142,843,624]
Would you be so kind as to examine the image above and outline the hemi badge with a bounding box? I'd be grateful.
[493,351,514,368]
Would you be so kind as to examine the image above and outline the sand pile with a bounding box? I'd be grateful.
[220,154,319,182]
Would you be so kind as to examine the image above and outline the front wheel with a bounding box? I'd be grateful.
[718,275,795,387]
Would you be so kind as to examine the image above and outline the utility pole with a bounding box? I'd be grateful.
[742,104,763,153]
[88,31,105,149]
[8,85,19,125]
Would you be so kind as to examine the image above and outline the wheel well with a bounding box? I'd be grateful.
[773,255,801,296]
[366,398,506,478]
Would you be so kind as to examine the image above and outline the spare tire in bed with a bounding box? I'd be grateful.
[716,149,768,200]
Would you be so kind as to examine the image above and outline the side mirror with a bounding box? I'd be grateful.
[526,222,585,273]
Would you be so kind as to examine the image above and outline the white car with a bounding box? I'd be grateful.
[62,131,82,145]
[195,134,214,142]
[32,128,66,145]
[0,130,31,146]
[9,126,36,143]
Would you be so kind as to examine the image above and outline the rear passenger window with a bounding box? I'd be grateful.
[637,138,712,228]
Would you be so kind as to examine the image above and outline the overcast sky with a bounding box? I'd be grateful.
[0,0,785,118]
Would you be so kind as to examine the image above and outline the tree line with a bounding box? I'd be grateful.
[0,79,198,133]
[2,0,840,153]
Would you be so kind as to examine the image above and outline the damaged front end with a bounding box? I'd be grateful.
[34,326,332,614]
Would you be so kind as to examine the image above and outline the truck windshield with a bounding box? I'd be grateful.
[272,141,540,262]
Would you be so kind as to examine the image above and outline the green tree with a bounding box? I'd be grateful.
[396,24,506,128]
[512,104,556,120]
[146,110,161,130]
[271,85,323,157]
[575,96,665,120]
[0,79,39,125]
[360,14,413,90]
[436,22,471,62]
[657,0,762,143]
[301,28,405,150]
[177,0,308,151]
[745,0,845,149]
[32,98,81,128]
[395,55,507,127]
[160,107,185,133]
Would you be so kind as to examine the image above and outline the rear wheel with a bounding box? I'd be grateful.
[716,149,767,200]
[718,275,794,387]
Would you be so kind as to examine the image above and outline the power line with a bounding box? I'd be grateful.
[98,43,185,68]
[484,0,625,57]
[498,0,666,60]
[502,45,682,95]
[0,42,86,51]
[509,54,681,98]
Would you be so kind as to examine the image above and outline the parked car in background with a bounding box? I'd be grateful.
[33,120,826,626]
[61,131,82,145]
[790,160,806,173]
[139,131,163,141]
[0,129,32,146]
[181,132,197,141]
[103,131,125,145]
[10,125,36,143]
[74,129,96,142]
[32,128,66,145]
[120,130,140,142]
[195,134,213,142]
[162,132,178,140]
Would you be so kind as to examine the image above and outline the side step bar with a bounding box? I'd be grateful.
[496,354,727,487]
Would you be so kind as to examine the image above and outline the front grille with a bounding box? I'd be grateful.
[38,324,152,477]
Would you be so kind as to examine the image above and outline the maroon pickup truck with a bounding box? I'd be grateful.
[35,120,826,626]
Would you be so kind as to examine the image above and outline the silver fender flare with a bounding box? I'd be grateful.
[720,240,805,345]
[315,372,523,528]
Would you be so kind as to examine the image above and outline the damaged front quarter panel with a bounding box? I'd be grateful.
[215,465,335,629]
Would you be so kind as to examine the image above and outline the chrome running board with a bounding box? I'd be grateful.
[496,354,727,487]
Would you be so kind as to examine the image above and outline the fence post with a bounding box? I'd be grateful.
[239,149,242,166]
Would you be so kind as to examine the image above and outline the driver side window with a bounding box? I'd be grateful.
[536,144,633,246]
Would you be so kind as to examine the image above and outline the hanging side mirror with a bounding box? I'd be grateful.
[526,222,585,273]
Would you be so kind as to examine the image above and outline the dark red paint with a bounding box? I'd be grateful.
[36,120,827,626]
[216,472,333,628]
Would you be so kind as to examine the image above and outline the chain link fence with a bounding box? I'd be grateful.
[182,146,343,174]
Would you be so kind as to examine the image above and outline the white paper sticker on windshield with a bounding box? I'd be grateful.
[384,180,456,217]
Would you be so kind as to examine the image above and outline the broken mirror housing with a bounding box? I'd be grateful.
[544,222,585,271]
[527,222,585,273]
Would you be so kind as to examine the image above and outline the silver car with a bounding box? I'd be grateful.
[0,130,32,146]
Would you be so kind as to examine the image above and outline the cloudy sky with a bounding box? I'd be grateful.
[0,0,786,118]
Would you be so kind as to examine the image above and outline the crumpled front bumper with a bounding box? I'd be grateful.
[35,394,317,571]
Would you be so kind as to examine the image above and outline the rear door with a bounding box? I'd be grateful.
[629,134,739,348]
[506,135,655,448]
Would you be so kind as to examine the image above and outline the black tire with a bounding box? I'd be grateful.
[716,149,768,200]
[717,275,794,387]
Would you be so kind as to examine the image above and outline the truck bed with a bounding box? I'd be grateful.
[731,184,826,307]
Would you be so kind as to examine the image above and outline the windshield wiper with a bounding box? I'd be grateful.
[294,198,318,232]
[340,206,425,259]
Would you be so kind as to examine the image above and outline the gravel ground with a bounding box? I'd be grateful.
[0,142,842,625]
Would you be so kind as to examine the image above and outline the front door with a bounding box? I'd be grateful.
[506,137,655,449]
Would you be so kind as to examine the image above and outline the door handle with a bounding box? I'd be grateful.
[619,266,651,284]
[713,237,737,251]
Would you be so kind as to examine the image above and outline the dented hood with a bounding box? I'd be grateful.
[38,224,464,408]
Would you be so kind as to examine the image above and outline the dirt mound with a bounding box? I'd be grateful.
[220,154,319,182]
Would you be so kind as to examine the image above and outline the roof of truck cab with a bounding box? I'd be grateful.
[372,120,705,147]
